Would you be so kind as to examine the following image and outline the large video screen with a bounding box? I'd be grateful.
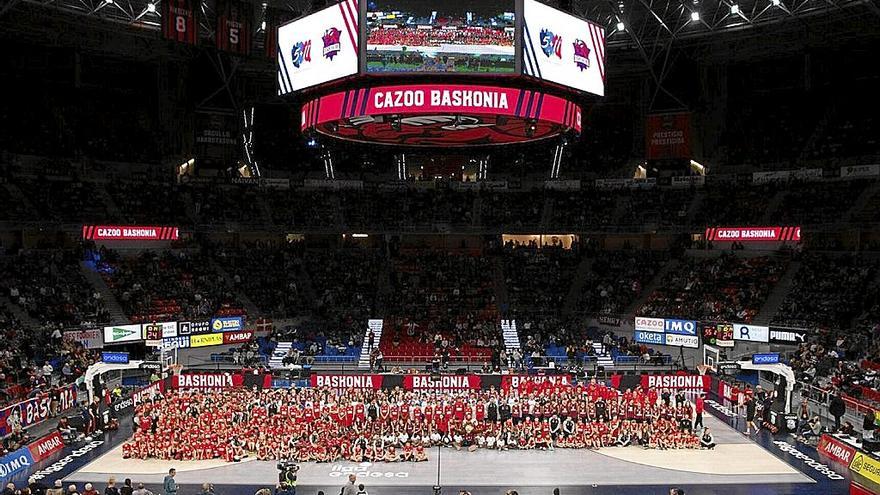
[277,0,360,94]
[522,0,605,96]
[366,0,516,74]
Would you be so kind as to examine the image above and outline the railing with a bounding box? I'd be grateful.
[800,382,876,416]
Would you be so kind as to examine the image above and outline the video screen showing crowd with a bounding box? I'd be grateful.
[366,0,516,73]
[122,380,717,464]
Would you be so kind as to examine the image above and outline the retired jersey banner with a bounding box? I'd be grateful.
[83,225,179,241]
[404,375,481,391]
[310,374,384,390]
[705,226,801,243]
[646,112,691,160]
[162,0,198,44]
[641,374,710,391]
[216,0,253,54]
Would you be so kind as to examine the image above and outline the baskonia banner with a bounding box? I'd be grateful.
[82,225,179,241]
[639,374,711,391]
[501,374,573,391]
[704,226,801,243]
[0,385,78,437]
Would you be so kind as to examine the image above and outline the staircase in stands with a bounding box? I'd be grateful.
[358,319,384,368]
[501,319,521,351]
[593,342,615,370]
[268,342,293,369]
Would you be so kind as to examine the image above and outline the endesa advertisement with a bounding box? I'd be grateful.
[704,226,801,243]
[82,225,179,241]
[521,0,605,96]
[277,0,360,94]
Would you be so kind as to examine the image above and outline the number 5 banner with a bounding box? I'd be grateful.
[216,0,253,55]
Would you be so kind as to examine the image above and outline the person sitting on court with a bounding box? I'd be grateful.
[700,428,716,450]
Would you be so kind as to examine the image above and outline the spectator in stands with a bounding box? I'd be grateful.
[120,480,133,495]
[829,393,846,431]
[47,481,64,495]
[82,484,98,495]
[131,484,152,495]
[104,479,119,495]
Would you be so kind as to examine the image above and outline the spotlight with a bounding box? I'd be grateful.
[525,120,537,138]
[390,115,402,132]
[690,10,700,21]
[771,0,780,5]
[730,3,739,13]
[616,21,625,31]
[146,2,155,12]
[261,20,267,30]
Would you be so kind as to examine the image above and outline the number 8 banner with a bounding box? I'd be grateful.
[162,0,198,45]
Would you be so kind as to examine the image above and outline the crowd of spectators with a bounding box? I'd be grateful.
[105,181,188,225]
[779,181,871,225]
[221,241,306,318]
[581,250,666,317]
[367,26,514,48]
[695,183,777,226]
[548,189,617,230]
[99,248,243,323]
[502,240,581,315]
[338,189,475,230]
[640,253,788,322]
[0,249,109,327]
[773,253,877,329]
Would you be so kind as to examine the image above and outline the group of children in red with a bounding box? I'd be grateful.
[122,379,704,463]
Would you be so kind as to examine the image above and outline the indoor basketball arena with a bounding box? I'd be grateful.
[0,0,879,494]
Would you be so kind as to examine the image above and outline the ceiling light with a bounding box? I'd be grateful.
[616,21,625,31]
[730,4,739,13]
[146,2,155,12]
[690,11,700,21]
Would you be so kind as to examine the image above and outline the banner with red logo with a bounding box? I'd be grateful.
[819,434,857,466]
[27,431,65,462]
[501,374,573,391]
[704,226,801,243]
[646,112,691,160]
[404,374,481,391]
[0,385,78,437]
[82,225,179,241]
[850,482,878,495]
[223,330,254,345]
[133,380,166,406]
[310,374,384,390]
[172,373,244,390]
[641,374,711,391]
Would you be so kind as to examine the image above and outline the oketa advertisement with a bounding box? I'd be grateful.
[278,0,360,94]
[521,0,605,96]
[634,330,664,345]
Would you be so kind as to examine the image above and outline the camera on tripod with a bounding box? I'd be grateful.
[277,460,300,486]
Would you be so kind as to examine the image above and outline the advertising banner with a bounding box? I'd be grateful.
[404,374,481,390]
[160,336,190,350]
[190,333,223,348]
[704,226,801,243]
[769,328,808,345]
[840,164,880,179]
[664,319,697,336]
[101,352,130,364]
[633,330,664,345]
[645,112,691,160]
[634,316,665,333]
[501,374,572,391]
[82,225,179,241]
[63,329,103,349]
[702,323,734,348]
[664,334,699,349]
[310,374,384,390]
[752,353,780,365]
[133,381,166,406]
[172,373,243,390]
[0,386,77,437]
[211,316,245,333]
[103,324,143,345]
[302,84,582,133]
[641,374,711,391]
[818,434,857,467]
[850,452,880,484]
[27,431,65,463]
[179,320,212,335]
[277,0,360,94]
[522,0,605,96]
[753,169,822,184]
[223,330,254,345]
[733,324,770,343]
[0,446,35,482]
